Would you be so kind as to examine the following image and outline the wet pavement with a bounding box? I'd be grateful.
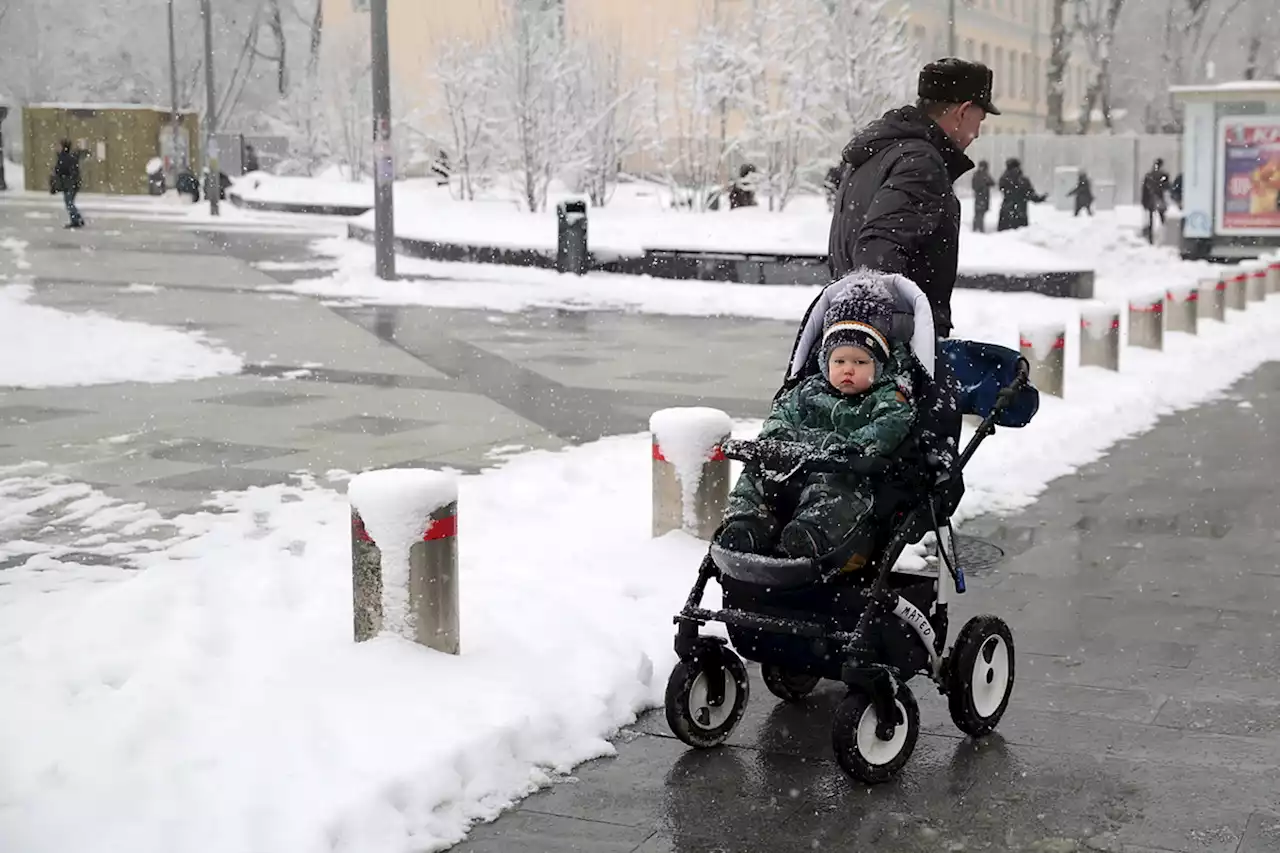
[461,363,1280,853]
[0,197,791,517]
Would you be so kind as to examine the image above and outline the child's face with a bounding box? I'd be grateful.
[828,345,878,395]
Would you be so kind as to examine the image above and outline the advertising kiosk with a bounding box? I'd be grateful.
[1170,81,1280,260]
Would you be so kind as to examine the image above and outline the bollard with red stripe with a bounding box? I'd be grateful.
[349,470,460,654]
[1246,262,1268,303]
[1165,284,1199,335]
[1079,308,1120,371]
[649,407,732,540]
[1128,293,1164,350]
[1018,325,1065,398]
[1198,276,1226,323]
[1268,258,1280,296]
[1227,267,1249,312]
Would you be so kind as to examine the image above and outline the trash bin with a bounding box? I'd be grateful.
[556,199,589,275]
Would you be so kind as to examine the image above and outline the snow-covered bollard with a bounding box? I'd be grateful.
[1246,261,1268,303]
[1078,307,1120,371]
[650,407,732,540]
[1198,276,1226,323]
[1019,325,1065,398]
[349,469,460,654]
[1267,256,1280,296]
[1227,267,1249,312]
[1128,293,1164,351]
[1165,285,1198,335]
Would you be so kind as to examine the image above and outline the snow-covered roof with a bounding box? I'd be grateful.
[1169,81,1280,102]
[25,102,199,114]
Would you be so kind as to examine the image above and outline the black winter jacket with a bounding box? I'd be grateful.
[827,106,973,337]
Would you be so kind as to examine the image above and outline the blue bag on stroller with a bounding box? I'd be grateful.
[663,271,1039,784]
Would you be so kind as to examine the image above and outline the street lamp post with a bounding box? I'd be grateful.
[370,0,396,279]
[948,0,957,56]
[200,0,219,215]
[168,0,183,177]
[0,104,9,192]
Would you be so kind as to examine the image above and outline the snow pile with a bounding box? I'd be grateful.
[348,468,458,639]
[0,442,701,853]
[649,407,733,530]
[229,172,374,208]
[0,284,243,388]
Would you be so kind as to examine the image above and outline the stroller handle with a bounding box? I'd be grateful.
[721,438,889,477]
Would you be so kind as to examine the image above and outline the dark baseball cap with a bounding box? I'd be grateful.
[918,58,1001,115]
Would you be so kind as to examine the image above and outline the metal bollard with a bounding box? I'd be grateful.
[650,407,731,540]
[1198,276,1226,323]
[1247,262,1268,303]
[1019,325,1065,397]
[1128,294,1164,350]
[1078,307,1120,371]
[1227,267,1248,311]
[1268,257,1280,296]
[350,470,460,654]
[1165,285,1198,335]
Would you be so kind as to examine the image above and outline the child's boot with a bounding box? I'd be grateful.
[779,520,831,560]
[716,517,773,555]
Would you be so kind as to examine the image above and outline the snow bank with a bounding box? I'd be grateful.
[348,469,458,640]
[0,284,243,388]
[649,407,733,530]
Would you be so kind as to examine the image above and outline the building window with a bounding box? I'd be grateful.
[1021,53,1030,99]
[1009,53,1018,102]
[965,38,975,59]
[994,48,1004,97]
[981,43,990,69]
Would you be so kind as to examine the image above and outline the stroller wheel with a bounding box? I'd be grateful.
[946,615,1015,737]
[761,663,821,703]
[831,682,919,784]
[664,651,750,749]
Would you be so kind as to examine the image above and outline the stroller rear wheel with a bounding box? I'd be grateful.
[831,682,919,784]
[946,615,1015,737]
[761,663,821,703]
[665,649,750,748]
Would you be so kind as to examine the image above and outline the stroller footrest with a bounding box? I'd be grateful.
[684,606,829,639]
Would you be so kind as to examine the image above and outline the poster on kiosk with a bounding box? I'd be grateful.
[1216,116,1280,236]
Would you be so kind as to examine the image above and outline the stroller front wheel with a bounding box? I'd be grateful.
[664,650,750,749]
[832,682,919,784]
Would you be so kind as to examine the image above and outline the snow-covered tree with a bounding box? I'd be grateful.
[565,39,653,207]
[321,25,372,180]
[654,17,740,209]
[1072,0,1127,133]
[486,1,580,211]
[429,37,500,201]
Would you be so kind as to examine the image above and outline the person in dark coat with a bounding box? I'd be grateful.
[971,160,994,232]
[996,158,1046,231]
[828,58,998,338]
[1140,159,1171,244]
[53,140,85,229]
[1068,171,1094,217]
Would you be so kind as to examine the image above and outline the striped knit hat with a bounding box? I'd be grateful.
[820,287,895,380]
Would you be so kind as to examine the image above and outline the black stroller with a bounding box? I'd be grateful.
[663,273,1040,784]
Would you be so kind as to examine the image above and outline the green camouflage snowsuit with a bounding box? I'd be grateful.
[724,344,917,559]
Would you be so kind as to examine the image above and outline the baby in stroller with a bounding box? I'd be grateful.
[716,278,918,566]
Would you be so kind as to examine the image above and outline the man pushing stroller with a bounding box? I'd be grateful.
[717,280,917,564]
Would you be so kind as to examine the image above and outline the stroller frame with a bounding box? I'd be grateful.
[666,354,1032,781]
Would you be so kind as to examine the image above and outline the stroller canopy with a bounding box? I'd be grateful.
[785,270,937,386]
